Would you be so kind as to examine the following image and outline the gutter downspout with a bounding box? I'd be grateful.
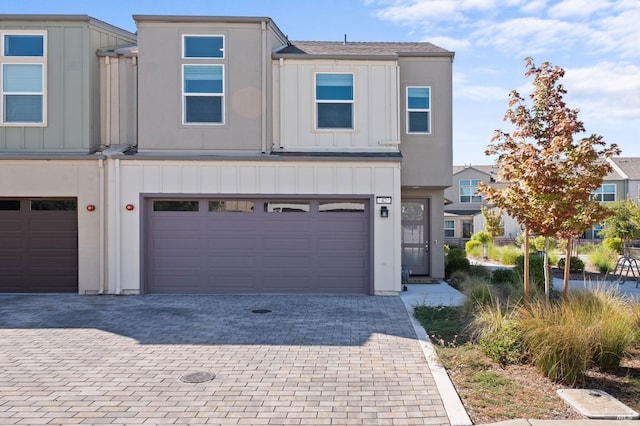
[261,21,268,153]
[278,57,284,149]
[105,56,111,147]
[132,56,138,147]
[395,61,401,145]
[98,158,105,294]
[115,158,122,294]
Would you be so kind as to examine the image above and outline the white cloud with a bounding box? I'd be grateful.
[548,0,613,19]
[425,35,471,51]
[453,72,510,101]
[564,62,640,121]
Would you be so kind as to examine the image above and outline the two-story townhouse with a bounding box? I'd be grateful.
[1,14,454,295]
[0,15,136,293]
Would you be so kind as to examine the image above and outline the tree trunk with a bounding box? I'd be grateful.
[523,225,530,308]
[563,236,572,304]
[544,236,550,305]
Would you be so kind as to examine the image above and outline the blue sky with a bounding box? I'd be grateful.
[4,0,638,165]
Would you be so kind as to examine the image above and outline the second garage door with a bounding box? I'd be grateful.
[146,198,371,294]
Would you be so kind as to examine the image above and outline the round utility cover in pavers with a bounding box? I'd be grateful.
[179,372,216,383]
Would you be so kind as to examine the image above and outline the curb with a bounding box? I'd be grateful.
[401,295,473,426]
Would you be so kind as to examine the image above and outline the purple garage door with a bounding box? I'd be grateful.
[0,199,78,292]
[146,199,370,294]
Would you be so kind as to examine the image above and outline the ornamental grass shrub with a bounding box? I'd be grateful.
[589,245,617,274]
[516,289,638,385]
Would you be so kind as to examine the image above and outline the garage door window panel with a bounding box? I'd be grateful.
[208,200,255,212]
[0,199,20,210]
[153,200,199,212]
[319,201,365,212]
[264,201,310,213]
[30,199,77,211]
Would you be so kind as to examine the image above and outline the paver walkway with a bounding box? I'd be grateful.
[0,294,450,425]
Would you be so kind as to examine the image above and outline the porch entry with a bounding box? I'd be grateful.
[401,198,430,276]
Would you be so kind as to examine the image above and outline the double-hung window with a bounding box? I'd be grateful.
[1,31,46,125]
[315,73,354,129]
[460,179,482,203]
[407,86,430,134]
[444,220,455,238]
[182,35,224,125]
[591,184,616,202]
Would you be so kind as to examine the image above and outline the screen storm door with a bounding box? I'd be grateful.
[401,199,430,275]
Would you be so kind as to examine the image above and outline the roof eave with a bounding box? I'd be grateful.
[273,53,399,61]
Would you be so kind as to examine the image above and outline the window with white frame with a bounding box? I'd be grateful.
[406,86,430,133]
[444,220,455,238]
[591,184,616,202]
[459,179,482,203]
[183,35,224,59]
[315,73,354,129]
[182,35,224,125]
[1,31,46,125]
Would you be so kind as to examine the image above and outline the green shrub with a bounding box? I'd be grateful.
[491,268,519,285]
[494,245,521,265]
[589,245,616,274]
[557,256,585,273]
[515,254,545,289]
[463,278,496,311]
[445,247,470,277]
[471,231,493,245]
[603,237,623,254]
[465,239,483,254]
[532,236,556,252]
[473,305,525,365]
[447,270,468,290]
[469,264,492,280]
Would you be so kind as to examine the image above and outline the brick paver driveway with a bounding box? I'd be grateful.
[0,294,449,425]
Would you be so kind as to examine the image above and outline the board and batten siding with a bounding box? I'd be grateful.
[112,160,402,295]
[0,19,136,153]
[274,60,400,151]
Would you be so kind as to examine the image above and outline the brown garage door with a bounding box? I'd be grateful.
[0,199,78,292]
[146,198,370,294]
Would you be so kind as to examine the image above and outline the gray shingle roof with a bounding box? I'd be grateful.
[276,41,453,58]
[610,157,640,180]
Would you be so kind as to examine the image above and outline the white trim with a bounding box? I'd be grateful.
[406,85,431,135]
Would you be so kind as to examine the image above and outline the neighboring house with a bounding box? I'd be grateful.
[0,15,136,292]
[0,14,454,295]
[451,162,628,242]
[443,165,518,241]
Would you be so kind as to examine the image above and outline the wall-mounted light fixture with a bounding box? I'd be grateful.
[86,204,96,212]
[125,204,135,211]
[380,206,389,218]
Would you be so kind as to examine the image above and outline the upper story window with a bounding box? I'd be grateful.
[315,73,354,130]
[1,31,46,126]
[183,65,223,124]
[181,35,224,125]
[592,184,616,202]
[183,35,224,59]
[459,179,482,203]
[407,86,431,134]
